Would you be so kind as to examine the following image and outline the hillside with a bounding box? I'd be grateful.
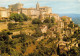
[59,14,80,26]
[0,13,80,56]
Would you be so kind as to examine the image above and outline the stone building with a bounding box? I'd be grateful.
[61,16,72,24]
[39,25,48,33]
[8,2,52,19]
[8,3,23,11]
[0,7,10,19]
[0,2,53,19]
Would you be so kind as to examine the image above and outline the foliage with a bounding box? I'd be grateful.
[9,13,24,22]
[43,17,51,23]
[62,18,66,21]
[67,47,79,56]
[8,23,22,30]
[28,45,54,56]
[74,24,78,27]
[21,13,28,21]
[8,23,17,30]
[48,23,53,28]
[71,29,80,40]
[63,37,71,41]
[0,20,6,22]
[32,28,43,37]
[68,21,74,28]
[51,17,55,23]
[32,18,42,24]
[57,45,60,55]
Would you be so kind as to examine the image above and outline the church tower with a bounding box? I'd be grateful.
[36,2,40,10]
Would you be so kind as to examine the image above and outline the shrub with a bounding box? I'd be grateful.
[51,17,55,23]
[32,28,43,37]
[32,18,42,24]
[21,13,28,21]
[9,13,24,22]
[44,17,51,23]
[8,23,17,30]
[68,24,74,28]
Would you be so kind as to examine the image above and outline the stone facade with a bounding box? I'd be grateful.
[0,7,10,19]
[0,2,72,21]
[8,3,23,11]
[8,2,52,19]
[39,25,48,33]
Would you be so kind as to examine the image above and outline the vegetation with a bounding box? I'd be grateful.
[0,13,80,56]
[32,18,42,24]
[43,17,55,23]
[68,21,74,28]
[43,17,51,23]
[8,23,22,30]
[32,28,43,37]
[9,13,29,22]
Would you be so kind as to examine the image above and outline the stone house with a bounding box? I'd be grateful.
[0,7,10,19]
[61,16,72,24]
[8,2,52,19]
[57,20,64,28]
[39,25,48,33]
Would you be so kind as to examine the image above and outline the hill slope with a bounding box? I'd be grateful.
[59,14,80,26]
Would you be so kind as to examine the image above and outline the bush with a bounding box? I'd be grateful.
[51,17,55,23]
[0,20,6,22]
[32,28,43,37]
[9,13,24,22]
[21,13,28,21]
[8,23,17,30]
[32,18,42,24]
[74,24,78,27]
[68,24,74,28]
[48,23,53,28]
[44,17,51,23]
[0,31,9,41]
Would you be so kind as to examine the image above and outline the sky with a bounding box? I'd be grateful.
[0,0,80,14]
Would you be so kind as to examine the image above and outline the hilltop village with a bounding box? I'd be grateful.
[0,2,52,19]
[0,2,80,56]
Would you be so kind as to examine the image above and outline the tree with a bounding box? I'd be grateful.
[0,31,9,41]
[32,18,42,24]
[68,21,74,28]
[21,13,28,21]
[74,24,78,27]
[9,13,24,22]
[51,17,55,23]
[8,23,17,30]
[57,44,60,55]
[48,23,53,28]
[32,28,43,37]
[44,17,51,23]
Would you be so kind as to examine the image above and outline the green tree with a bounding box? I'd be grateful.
[48,23,53,28]
[9,13,24,22]
[68,21,74,28]
[44,17,51,23]
[32,18,42,24]
[32,28,43,37]
[57,44,60,55]
[21,13,28,21]
[51,17,55,23]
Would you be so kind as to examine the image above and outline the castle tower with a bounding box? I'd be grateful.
[36,2,40,10]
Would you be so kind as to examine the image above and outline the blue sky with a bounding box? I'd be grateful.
[0,0,80,14]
